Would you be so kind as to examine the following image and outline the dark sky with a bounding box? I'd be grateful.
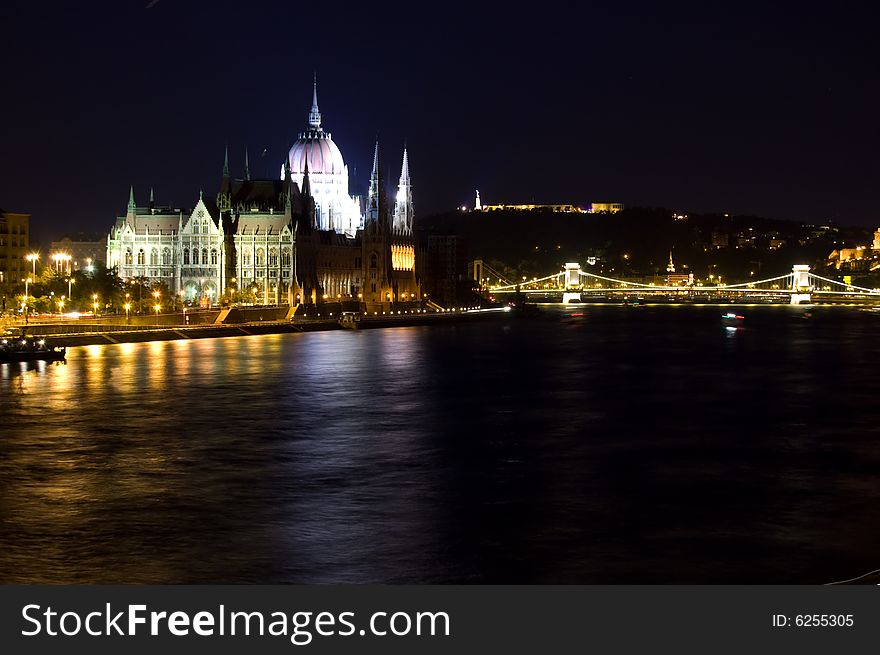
[3,1,878,244]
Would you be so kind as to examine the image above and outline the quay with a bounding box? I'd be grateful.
[8,307,510,349]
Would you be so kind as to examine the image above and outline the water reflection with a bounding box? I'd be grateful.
[2,307,880,583]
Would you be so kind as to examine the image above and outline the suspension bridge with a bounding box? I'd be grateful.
[474,261,880,304]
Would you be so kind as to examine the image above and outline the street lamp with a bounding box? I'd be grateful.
[92,293,99,316]
[124,302,131,323]
[25,253,38,277]
[154,303,161,324]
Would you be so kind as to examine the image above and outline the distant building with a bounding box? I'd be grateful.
[666,273,693,287]
[474,190,482,211]
[873,228,880,250]
[50,234,107,271]
[828,246,868,270]
[426,234,469,307]
[0,209,30,304]
[711,230,729,248]
[589,202,624,213]
[480,204,587,213]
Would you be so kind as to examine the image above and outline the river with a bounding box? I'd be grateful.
[1,304,878,583]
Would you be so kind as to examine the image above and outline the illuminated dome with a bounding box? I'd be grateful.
[287,131,345,176]
[280,76,362,236]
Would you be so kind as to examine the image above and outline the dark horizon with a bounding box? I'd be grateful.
[3,1,879,244]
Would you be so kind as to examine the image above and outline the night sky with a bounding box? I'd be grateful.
[3,1,878,244]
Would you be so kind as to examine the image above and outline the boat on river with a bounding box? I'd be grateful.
[0,331,66,363]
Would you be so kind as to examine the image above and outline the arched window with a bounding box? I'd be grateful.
[243,251,251,266]
[137,249,145,265]
[255,248,264,267]
[211,249,218,265]
[202,248,208,265]
[370,253,377,269]
[269,249,278,267]
[150,248,158,266]
[125,249,132,265]
[281,249,291,267]
[192,249,199,265]
[183,248,190,265]
[162,248,170,265]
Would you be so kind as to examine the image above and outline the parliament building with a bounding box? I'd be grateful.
[106,79,420,312]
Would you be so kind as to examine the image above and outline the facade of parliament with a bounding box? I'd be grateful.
[106,79,421,312]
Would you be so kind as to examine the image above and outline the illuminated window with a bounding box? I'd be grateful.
[211,249,218,265]
[162,248,170,265]
[137,249,145,265]
[125,249,133,265]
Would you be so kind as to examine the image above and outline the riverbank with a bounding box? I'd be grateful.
[27,308,510,348]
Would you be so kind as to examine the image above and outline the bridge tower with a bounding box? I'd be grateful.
[563,262,582,290]
[472,259,484,286]
[562,262,582,304]
[790,264,812,305]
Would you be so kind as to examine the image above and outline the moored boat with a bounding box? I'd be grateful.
[0,333,66,363]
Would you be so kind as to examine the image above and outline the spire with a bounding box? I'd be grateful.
[218,146,232,209]
[283,159,293,212]
[301,156,312,199]
[300,157,316,229]
[308,72,322,130]
[366,140,381,230]
[400,147,410,184]
[244,147,251,180]
[667,250,676,273]
[149,186,155,212]
[127,185,136,213]
[475,189,482,210]
[394,147,414,235]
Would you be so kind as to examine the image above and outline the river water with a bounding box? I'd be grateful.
[1,305,879,583]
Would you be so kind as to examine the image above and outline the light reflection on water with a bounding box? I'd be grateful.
[1,305,880,583]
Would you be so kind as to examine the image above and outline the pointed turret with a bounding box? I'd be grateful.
[308,72,322,130]
[400,147,410,184]
[366,141,381,231]
[149,187,155,213]
[283,159,293,213]
[394,147,414,235]
[301,157,316,229]
[244,148,251,180]
[218,145,232,210]
[667,250,676,273]
[301,157,312,198]
[127,185,136,216]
